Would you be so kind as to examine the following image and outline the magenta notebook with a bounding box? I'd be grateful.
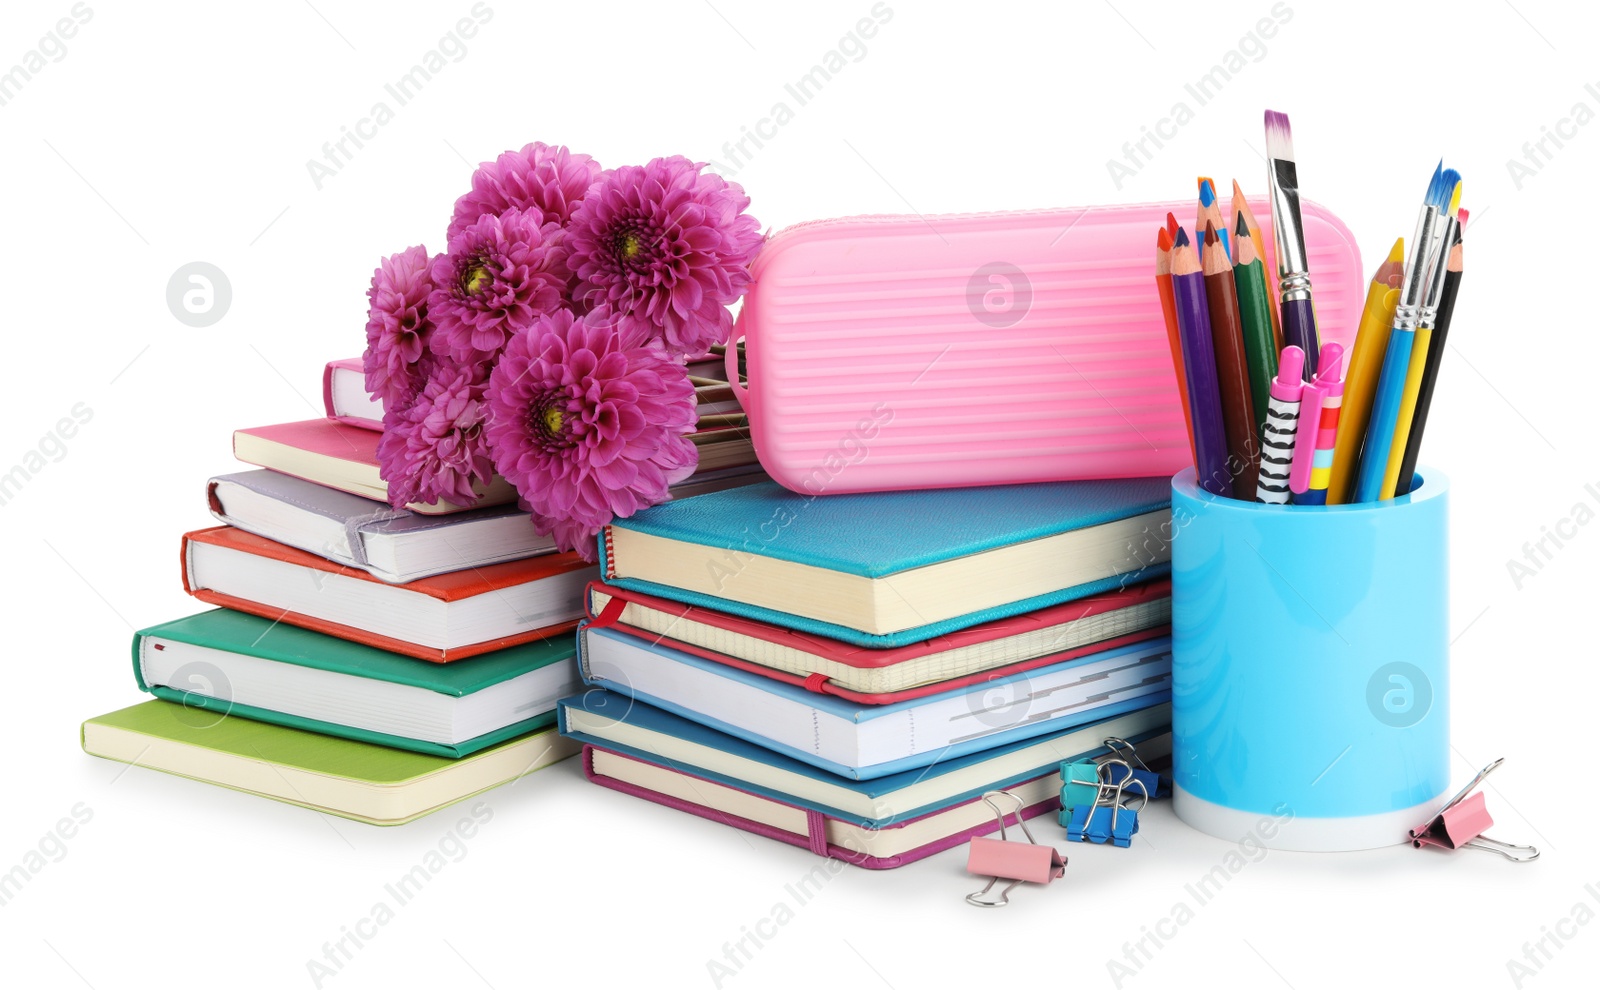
[232,419,517,515]
[322,357,385,431]
[581,744,1059,870]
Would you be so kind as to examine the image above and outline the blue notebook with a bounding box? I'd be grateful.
[559,692,1172,827]
[577,623,1172,780]
[599,477,1173,648]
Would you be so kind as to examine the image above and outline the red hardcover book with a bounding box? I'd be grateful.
[584,577,1170,704]
[182,526,595,662]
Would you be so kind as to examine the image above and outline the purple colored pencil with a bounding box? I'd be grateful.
[1169,228,1230,496]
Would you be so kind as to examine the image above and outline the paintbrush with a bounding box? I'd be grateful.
[1352,162,1459,502]
[1264,109,1320,380]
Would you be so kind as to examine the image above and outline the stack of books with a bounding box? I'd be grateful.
[82,357,764,825]
[560,477,1177,868]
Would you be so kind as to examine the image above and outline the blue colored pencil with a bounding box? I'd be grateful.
[1198,178,1231,263]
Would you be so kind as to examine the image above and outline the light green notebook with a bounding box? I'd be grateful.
[82,700,578,825]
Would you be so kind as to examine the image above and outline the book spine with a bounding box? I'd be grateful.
[321,361,338,420]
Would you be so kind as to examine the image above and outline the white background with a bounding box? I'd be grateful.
[2,0,1596,987]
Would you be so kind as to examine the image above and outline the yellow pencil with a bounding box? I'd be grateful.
[1381,181,1461,498]
[1325,237,1404,504]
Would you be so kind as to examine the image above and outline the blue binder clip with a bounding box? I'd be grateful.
[1058,758,1103,824]
[1102,736,1170,800]
[1065,761,1149,848]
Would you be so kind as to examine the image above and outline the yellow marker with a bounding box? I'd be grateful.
[1326,238,1405,504]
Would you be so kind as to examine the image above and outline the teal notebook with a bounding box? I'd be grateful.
[132,609,579,758]
[599,478,1173,648]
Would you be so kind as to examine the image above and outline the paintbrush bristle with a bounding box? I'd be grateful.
[1263,110,1294,162]
[1448,179,1462,216]
[1425,167,1459,211]
[1421,161,1445,207]
[1456,207,1469,227]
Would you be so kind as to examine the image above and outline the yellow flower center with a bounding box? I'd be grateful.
[462,263,491,296]
[621,235,641,259]
[542,405,564,436]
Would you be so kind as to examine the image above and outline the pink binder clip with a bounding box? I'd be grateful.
[965,790,1066,907]
[1410,758,1539,863]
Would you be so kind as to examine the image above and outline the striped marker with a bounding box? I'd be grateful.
[1256,345,1305,504]
[1295,343,1346,505]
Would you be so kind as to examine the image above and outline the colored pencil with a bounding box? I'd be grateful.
[1256,345,1305,504]
[1264,110,1320,379]
[1198,178,1232,262]
[1202,221,1258,499]
[1382,180,1462,498]
[1155,226,1198,465]
[1232,179,1282,353]
[1170,227,1231,497]
[1355,164,1458,502]
[1325,239,1404,504]
[1232,211,1279,442]
[1395,208,1466,496]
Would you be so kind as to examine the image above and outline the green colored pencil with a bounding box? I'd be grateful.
[1231,211,1278,436]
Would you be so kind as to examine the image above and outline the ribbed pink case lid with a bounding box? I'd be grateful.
[730,200,1363,494]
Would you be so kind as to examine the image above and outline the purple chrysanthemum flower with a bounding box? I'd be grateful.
[428,209,569,366]
[363,245,438,410]
[376,365,496,509]
[566,156,763,357]
[486,308,698,558]
[447,142,602,244]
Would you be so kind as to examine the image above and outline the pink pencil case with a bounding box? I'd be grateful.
[727,200,1364,494]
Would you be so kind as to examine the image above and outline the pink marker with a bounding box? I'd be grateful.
[1288,380,1324,495]
[1255,345,1304,504]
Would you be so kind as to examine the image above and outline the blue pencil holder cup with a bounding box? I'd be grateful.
[1169,468,1450,851]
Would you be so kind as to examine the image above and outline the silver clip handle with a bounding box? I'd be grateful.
[1463,835,1540,864]
[966,876,1024,908]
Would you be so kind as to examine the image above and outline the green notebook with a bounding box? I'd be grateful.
[82,700,578,826]
[133,609,579,757]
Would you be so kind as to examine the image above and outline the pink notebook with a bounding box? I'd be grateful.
[232,419,517,515]
[729,199,1364,494]
[322,358,385,431]
[581,745,1060,870]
